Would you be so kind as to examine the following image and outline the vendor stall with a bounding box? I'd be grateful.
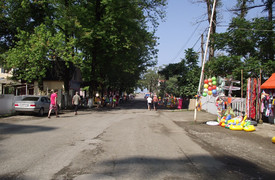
[260,73,275,124]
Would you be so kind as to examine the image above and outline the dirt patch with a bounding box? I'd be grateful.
[174,121,275,179]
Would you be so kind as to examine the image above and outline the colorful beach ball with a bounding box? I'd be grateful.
[212,90,217,94]
[212,81,217,85]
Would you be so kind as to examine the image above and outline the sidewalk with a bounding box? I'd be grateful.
[161,110,275,140]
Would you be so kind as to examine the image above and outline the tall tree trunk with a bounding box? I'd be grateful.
[205,0,217,61]
[90,0,103,98]
[266,0,274,61]
[240,0,248,18]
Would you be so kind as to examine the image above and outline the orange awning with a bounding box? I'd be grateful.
[261,73,275,89]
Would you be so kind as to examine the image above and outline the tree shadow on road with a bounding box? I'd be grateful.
[82,98,183,112]
[0,123,57,135]
[94,155,275,179]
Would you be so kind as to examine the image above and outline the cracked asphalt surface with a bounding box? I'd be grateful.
[0,95,274,180]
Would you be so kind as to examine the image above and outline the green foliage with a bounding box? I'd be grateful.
[1,0,167,94]
[159,48,200,97]
[138,68,159,94]
[213,17,275,79]
[5,25,51,83]
[204,55,243,78]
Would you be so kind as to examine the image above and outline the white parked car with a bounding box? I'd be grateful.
[14,95,54,116]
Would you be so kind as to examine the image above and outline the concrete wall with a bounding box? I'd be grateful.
[0,94,15,115]
[201,96,217,115]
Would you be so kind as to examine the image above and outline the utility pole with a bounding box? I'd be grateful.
[194,0,217,122]
[201,34,204,67]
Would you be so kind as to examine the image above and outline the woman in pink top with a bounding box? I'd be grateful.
[48,89,59,118]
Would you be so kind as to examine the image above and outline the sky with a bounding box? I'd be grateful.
[155,0,264,67]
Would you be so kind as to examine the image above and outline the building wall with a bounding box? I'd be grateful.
[0,94,15,115]
[33,81,65,95]
[0,67,13,95]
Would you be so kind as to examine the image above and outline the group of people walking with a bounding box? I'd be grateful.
[147,95,159,111]
[47,90,161,118]
[95,94,120,108]
[47,90,81,118]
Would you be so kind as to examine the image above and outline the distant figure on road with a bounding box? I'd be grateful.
[153,95,158,111]
[147,96,152,110]
[48,89,59,118]
[72,92,81,115]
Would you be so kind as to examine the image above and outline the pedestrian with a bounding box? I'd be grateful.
[153,95,158,111]
[112,95,116,108]
[72,91,81,115]
[147,95,152,110]
[48,89,59,118]
[95,95,101,108]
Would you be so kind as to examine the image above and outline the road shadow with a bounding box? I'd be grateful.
[79,98,184,112]
[0,123,57,135]
[94,155,275,179]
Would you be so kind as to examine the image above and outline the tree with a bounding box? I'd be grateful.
[193,0,221,61]
[212,16,275,78]
[3,0,81,92]
[75,0,167,96]
[159,48,200,97]
[2,0,167,96]
[231,0,255,18]
[138,68,159,94]
[0,0,51,64]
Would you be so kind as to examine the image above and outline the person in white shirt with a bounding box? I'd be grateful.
[72,92,81,115]
[147,96,152,110]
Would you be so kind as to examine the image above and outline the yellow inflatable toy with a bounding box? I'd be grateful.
[272,137,275,144]
[243,125,256,132]
[229,125,243,131]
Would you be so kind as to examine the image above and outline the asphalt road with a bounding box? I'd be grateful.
[0,95,274,180]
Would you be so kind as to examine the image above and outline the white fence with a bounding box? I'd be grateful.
[0,94,15,115]
[201,96,246,116]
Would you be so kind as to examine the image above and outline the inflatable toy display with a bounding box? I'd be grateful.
[203,77,217,97]
[243,125,256,132]
[206,121,219,126]
[229,125,243,131]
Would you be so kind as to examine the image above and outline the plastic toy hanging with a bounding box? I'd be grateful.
[203,77,218,97]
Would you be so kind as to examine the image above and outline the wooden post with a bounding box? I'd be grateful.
[259,69,263,124]
[241,69,243,98]
[26,83,28,95]
[201,34,204,67]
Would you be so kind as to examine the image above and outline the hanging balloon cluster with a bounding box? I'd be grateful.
[203,77,218,97]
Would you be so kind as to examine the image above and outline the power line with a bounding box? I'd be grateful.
[170,18,205,63]
[192,27,208,49]
[217,25,275,32]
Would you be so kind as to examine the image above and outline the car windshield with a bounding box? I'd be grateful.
[14,96,24,101]
[22,97,39,101]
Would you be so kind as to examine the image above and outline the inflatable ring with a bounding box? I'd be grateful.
[272,137,275,144]
[220,122,226,127]
[243,125,256,132]
[229,125,243,131]
[250,121,258,126]
[225,124,230,129]
[206,121,219,126]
